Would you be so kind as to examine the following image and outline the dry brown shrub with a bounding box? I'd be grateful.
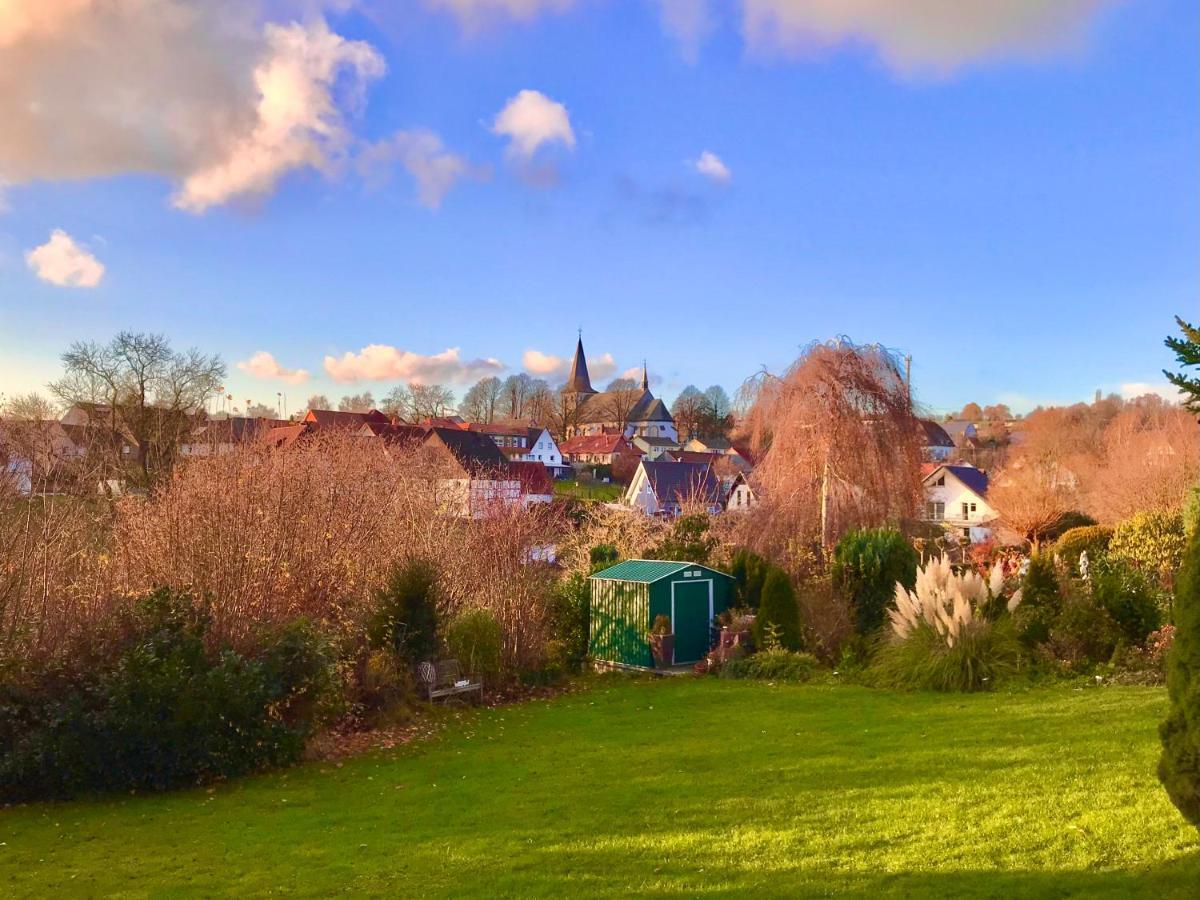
[557,505,667,577]
[3,429,568,675]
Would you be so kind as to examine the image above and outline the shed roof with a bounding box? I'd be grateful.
[590,559,732,583]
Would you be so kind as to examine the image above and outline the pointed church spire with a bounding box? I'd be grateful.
[641,359,649,392]
[564,332,595,396]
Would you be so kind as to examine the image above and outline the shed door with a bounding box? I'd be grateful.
[671,579,713,664]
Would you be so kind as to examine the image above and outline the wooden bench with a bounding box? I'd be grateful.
[417,659,482,703]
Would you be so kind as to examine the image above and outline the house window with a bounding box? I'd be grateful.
[961,502,970,520]
[926,501,945,521]
[970,502,977,512]
[935,476,945,486]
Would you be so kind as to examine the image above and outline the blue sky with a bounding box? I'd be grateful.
[0,0,1196,416]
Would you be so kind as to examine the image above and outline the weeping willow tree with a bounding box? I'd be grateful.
[735,339,924,565]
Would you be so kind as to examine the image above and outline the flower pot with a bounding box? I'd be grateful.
[649,633,675,668]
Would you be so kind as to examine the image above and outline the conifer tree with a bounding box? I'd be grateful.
[1164,316,1200,413]
[1159,524,1200,833]
[754,567,802,652]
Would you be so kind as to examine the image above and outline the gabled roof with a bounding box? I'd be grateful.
[634,435,680,448]
[564,336,595,396]
[590,559,733,583]
[574,389,676,426]
[506,460,554,495]
[559,433,633,455]
[262,423,315,448]
[424,426,508,474]
[926,463,989,497]
[360,421,427,444]
[919,419,954,448]
[638,459,722,506]
[304,408,389,428]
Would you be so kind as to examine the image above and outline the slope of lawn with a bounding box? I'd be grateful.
[1,678,1197,897]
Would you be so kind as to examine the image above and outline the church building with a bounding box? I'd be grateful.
[561,337,677,441]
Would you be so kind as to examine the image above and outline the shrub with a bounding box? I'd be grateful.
[754,567,802,652]
[1041,587,1121,671]
[1055,525,1114,574]
[831,528,918,637]
[729,548,769,609]
[0,589,333,802]
[876,555,1022,692]
[1012,554,1059,648]
[721,649,819,682]
[1111,511,1187,581]
[650,513,716,564]
[1090,558,1163,646]
[796,575,854,665]
[445,609,503,685]
[367,559,440,666]
[1160,522,1200,833]
[589,544,619,569]
[545,574,590,673]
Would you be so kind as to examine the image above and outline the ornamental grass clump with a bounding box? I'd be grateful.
[876,555,1022,692]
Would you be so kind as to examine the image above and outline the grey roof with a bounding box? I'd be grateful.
[941,420,978,444]
[424,427,507,473]
[634,435,679,448]
[919,419,954,448]
[576,389,676,425]
[564,337,595,396]
[641,459,722,506]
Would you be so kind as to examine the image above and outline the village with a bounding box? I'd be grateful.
[0,0,1197,895]
[4,335,1006,543]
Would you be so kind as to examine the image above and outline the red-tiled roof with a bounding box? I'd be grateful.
[559,433,632,455]
[506,460,554,495]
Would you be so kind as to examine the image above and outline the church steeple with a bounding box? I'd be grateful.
[641,359,649,392]
[564,331,596,397]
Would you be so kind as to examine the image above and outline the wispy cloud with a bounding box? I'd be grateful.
[360,129,488,209]
[25,229,105,288]
[741,0,1115,72]
[1120,381,1182,403]
[323,345,505,384]
[423,0,576,31]
[237,350,310,385]
[523,347,617,380]
[615,175,708,226]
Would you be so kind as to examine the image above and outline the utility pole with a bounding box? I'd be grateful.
[904,355,913,403]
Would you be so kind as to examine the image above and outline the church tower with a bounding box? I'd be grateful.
[562,333,597,407]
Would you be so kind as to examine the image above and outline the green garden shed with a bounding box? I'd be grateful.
[589,560,735,668]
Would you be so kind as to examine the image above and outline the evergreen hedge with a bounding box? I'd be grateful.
[754,567,802,651]
[831,528,918,636]
[1160,525,1200,832]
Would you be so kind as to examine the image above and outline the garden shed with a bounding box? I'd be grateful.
[589,560,735,668]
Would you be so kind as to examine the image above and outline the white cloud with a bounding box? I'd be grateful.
[524,348,617,380]
[423,0,575,30]
[588,352,618,380]
[522,349,568,377]
[619,365,663,387]
[236,350,310,385]
[323,345,505,384]
[693,150,731,183]
[0,3,385,213]
[741,0,1114,72]
[656,0,714,61]
[492,89,576,160]
[1120,382,1182,403]
[174,19,385,212]
[25,229,105,288]
[359,129,486,210]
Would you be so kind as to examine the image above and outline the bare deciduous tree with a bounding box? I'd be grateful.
[460,376,504,423]
[736,339,924,561]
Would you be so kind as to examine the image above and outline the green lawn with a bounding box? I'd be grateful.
[1,679,1197,897]
[553,479,624,501]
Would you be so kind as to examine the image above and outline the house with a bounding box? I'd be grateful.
[559,433,639,467]
[724,472,757,512]
[623,459,723,517]
[261,422,317,449]
[589,560,735,668]
[561,337,678,441]
[919,419,955,462]
[357,421,427,447]
[422,427,522,517]
[632,435,681,460]
[922,463,997,543]
[181,416,289,456]
[468,423,567,476]
[683,436,730,453]
[941,419,980,451]
[302,408,389,429]
[506,460,555,505]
